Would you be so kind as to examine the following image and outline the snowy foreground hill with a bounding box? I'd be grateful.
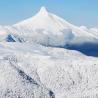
[0,7,98,98]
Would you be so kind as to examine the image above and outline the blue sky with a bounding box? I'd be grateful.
[0,0,98,27]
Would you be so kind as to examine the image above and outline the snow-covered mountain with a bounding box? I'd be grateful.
[1,7,98,47]
[0,7,97,57]
[0,6,98,98]
[13,7,98,46]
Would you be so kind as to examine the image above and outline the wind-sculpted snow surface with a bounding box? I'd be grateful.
[0,42,98,98]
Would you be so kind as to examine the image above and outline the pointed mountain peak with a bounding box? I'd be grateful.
[40,6,47,12]
[38,6,49,15]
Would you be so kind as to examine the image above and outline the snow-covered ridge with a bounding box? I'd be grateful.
[0,42,98,98]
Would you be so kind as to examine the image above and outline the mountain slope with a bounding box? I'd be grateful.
[0,43,55,98]
[0,42,98,98]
